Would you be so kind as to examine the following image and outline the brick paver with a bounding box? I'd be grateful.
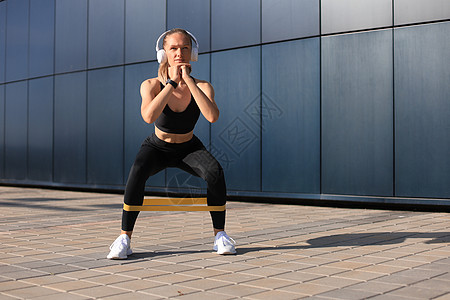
[0,186,449,299]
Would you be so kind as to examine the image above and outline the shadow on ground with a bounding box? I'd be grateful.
[124,232,450,259]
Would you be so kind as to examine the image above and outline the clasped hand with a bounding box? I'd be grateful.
[168,64,191,84]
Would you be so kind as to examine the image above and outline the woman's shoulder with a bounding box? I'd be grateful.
[141,77,162,88]
[194,78,213,89]
[140,77,163,92]
[140,77,163,98]
[193,78,210,85]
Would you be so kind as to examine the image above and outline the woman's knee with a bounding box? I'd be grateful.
[124,160,150,205]
[204,161,225,185]
[125,163,147,188]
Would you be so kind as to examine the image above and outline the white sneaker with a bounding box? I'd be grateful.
[107,234,132,259]
[213,231,236,255]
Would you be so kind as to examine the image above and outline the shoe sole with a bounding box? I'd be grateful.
[218,251,236,255]
[107,255,128,260]
[216,247,237,255]
[106,249,132,260]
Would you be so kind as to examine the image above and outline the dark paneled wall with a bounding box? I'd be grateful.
[5,81,27,179]
[29,0,54,78]
[5,0,29,82]
[53,72,87,184]
[87,67,124,186]
[0,85,4,179]
[28,77,53,181]
[0,0,449,204]
[262,39,320,193]
[322,30,394,197]
[0,2,5,83]
[394,23,450,199]
[54,0,87,73]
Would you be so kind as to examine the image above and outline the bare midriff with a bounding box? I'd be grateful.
[155,126,194,143]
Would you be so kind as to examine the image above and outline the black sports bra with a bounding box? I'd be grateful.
[154,82,200,134]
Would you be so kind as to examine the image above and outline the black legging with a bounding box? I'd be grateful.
[121,133,226,231]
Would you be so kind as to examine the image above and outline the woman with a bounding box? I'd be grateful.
[107,28,235,259]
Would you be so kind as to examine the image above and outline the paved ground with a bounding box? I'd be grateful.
[0,186,449,300]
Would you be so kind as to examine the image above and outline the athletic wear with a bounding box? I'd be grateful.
[214,231,236,255]
[107,234,132,259]
[154,82,200,134]
[113,77,231,258]
[122,133,226,232]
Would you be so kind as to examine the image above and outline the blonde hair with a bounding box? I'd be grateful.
[157,28,193,84]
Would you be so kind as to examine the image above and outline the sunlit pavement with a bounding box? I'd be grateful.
[0,186,449,299]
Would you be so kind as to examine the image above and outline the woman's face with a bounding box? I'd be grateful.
[164,33,192,66]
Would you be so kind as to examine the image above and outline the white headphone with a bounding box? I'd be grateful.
[155,29,199,64]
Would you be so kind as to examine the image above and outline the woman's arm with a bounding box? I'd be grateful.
[140,78,175,124]
[141,63,188,124]
[182,66,219,123]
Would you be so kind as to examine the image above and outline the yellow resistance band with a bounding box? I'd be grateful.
[123,197,226,212]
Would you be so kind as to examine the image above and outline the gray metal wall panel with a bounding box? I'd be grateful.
[55,0,87,73]
[262,38,320,193]
[124,62,165,187]
[125,0,165,64]
[321,0,392,34]
[322,30,394,196]
[5,0,29,82]
[5,81,28,179]
[395,0,450,25]
[88,0,124,69]
[168,0,210,52]
[87,67,124,185]
[54,72,87,184]
[28,77,53,181]
[395,22,450,198]
[211,0,260,51]
[0,2,6,83]
[29,0,55,78]
[211,47,261,191]
[0,85,4,177]
[262,0,319,43]
[1,0,449,205]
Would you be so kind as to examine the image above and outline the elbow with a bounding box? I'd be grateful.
[209,111,219,123]
[141,113,155,124]
[141,108,159,124]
